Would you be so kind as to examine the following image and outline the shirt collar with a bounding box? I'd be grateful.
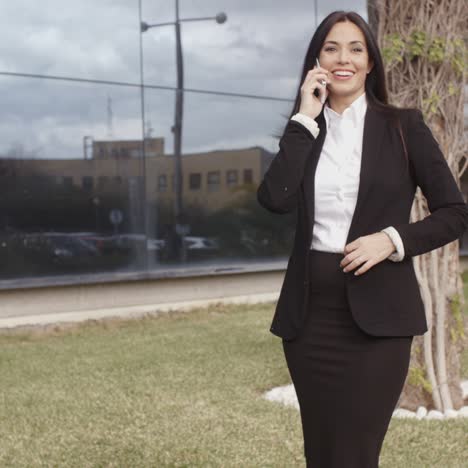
[324,92,367,130]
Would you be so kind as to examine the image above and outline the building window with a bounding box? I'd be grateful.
[158,174,167,192]
[226,170,238,187]
[243,169,253,184]
[98,176,109,187]
[207,171,220,192]
[189,173,201,190]
[82,176,94,190]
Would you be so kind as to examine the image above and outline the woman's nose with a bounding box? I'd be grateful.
[337,51,350,63]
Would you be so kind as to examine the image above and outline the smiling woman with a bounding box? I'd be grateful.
[256,8,468,468]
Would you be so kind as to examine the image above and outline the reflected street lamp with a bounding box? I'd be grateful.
[92,196,100,232]
[141,1,227,262]
[314,0,318,29]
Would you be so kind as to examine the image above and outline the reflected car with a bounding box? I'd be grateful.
[183,236,219,250]
[20,232,100,262]
[147,238,166,251]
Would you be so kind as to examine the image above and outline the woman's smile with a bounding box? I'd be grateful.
[332,72,355,81]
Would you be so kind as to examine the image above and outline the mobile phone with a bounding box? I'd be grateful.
[314,58,327,103]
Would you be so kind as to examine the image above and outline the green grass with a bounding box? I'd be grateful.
[0,298,467,467]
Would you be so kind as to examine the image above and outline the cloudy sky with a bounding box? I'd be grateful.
[0,0,367,159]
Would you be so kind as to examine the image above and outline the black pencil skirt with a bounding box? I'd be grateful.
[282,250,413,468]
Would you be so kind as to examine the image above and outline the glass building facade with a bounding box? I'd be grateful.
[1,0,466,289]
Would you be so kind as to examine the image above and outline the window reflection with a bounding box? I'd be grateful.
[189,173,202,190]
[0,86,300,282]
[1,0,336,285]
[207,171,221,192]
[226,170,238,187]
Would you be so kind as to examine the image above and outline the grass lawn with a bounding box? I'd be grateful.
[0,297,467,467]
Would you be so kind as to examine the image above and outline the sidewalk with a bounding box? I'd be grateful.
[0,292,278,330]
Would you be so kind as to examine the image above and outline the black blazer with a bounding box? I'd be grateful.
[257,105,468,341]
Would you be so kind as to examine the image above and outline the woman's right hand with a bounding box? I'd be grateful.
[298,66,331,120]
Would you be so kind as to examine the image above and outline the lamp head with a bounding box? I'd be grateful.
[215,13,227,24]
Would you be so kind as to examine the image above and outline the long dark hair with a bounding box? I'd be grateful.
[284,10,410,161]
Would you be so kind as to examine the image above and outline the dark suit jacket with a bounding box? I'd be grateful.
[257,105,468,341]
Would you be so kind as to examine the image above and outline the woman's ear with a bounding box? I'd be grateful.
[367,61,374,74]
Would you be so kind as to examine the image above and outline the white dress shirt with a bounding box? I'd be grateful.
[290,92,405,261]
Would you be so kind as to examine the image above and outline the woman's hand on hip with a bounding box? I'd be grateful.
[340,233,397,276]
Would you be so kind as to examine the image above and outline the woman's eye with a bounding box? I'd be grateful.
[323,47,364,52]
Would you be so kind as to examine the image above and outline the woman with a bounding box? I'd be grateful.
[256,10,468,468]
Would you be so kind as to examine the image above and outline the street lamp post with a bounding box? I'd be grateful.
[314,0,319,29]
[141,1,227,262]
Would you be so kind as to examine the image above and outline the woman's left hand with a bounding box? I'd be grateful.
[340,232,396,276]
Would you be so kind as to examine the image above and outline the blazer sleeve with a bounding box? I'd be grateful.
[392,109,468,258]
[256,120,318,214]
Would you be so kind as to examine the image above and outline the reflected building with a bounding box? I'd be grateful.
[6,135,274,213]
[0,130,281,281]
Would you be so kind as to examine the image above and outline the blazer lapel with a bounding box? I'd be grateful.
[345,105,386,245]
[302,104,386,247]
[302,110,327,239]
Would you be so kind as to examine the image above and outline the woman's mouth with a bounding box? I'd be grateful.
[332,71,355,81]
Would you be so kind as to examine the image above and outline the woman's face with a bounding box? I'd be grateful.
[318,20,373,102]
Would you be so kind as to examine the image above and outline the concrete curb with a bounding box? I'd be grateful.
[0,292,279,329]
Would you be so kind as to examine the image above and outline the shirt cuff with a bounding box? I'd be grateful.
[381,226,405,261]
[291,113,320,139]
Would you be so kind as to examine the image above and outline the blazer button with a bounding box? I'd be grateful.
[284,186,288,191]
